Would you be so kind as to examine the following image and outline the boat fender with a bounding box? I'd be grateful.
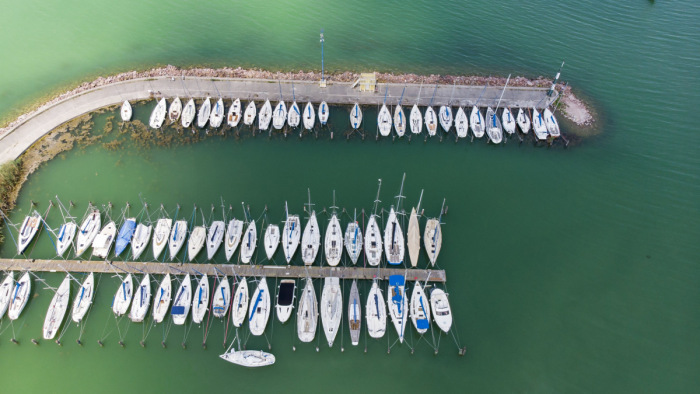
[32,339,39,345]
[11,338,18,344]
[161,341,166,349]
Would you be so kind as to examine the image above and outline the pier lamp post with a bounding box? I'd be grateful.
[320,29,326,88]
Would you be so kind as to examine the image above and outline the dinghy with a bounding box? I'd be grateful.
[485,107,503,144]
[287,101,301,128]
[224,219,244,261]
[424,218,442,266]
[8,272,31,320]
[318,101,329,126]
[197,97,211,128]
[532,108,549,141]
[502,107,516,135]
[231,278,249,327]
[171,274,192,325]
[282,205,301,264]
[168,220,187,260]
[272,101,287,130]
[303,102,315,130]
[470,106,485,138]
[120,100,132,122]
[43,275,70,340]
[128,274,151,323]
[455,107,468,138]
[258,100,272,131]
[394,105,406,137]
[410,281,431,335]
[424,106,438,136]
[297,277,318,342]
[71,272,94,323]
[350,103,362,129]
[324,214,343,267]
[187,225,206,261]
[209,98,225,128]
[149,98,167,129]
[206,220,225,260]
[91,221,116,259]
[76,209,100,257]
[181,98,196,128]
[430,288,452,333]
[301,211,320,266]
[439,105,453,132]
[248,277,271,336]
[344,220,363,265]
[168,96,182,123]
[275,279,295,323]
[220,346,275,367]
[348,279,361,346]
[364,215,383,266]
[112,274,133,316]
[407,207,421,267]
[516,108,531,134]
[191,274,209,324]
[387,275,408,343]
[543,108,561,137]
[384,207,405,265]
[130,222,152,260]
[114,218,136,257]
[0,273,14,320]
[243,101,257,126]
[152,273,172,323]
[320,276,342,347]
[152,218,172,260]
[377,104,392,136]
[264,224,279,260]
[227,98,242,127]
[365,279,386,339]
[240,220,257,264]
[410,104,423,134]
[212,277,231,318]
[55,221,77,257]
[17,211,41,255]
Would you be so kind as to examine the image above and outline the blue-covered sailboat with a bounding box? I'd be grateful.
[114,218,136,257]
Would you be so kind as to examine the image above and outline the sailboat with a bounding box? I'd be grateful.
[303,102,315,130]
[71,272,94,323]
[17,211,41,255]
[344,214,363,265]
[43,275,70,340]
[224,218,244,262]
[439,105,453,133]
[0,273,15,320]
[120,100,132,122]
[424,219,442,266]
[532,108,549,141]
[410,281,431,335]
[455,107,468,138]
[171,274,192,325]
[287,101,301,128]
[502,107,516,135]
[128,274,151,323]
[197,97,211,128]
[297,277,318,342]
[348,280,361,346]
[55,221,77,257]
[130,222,152,260]
[112,274,133,316]
[384,207,405,265]
[168,220,187,260]
[377,103,392,137]
[406,190,423,268]
[470,106,485,138]
[168,96,182,123]
[219,337,275,367]
[365,279,386,339]
[430,288,452,333]
[227,98,242,127]
[324,211,343,267]
[543,108,561,137]
[231,278,249,327]
[212,276,231,318]
[8,272,31,320]
[272,101,287,130]
[191,274,209,324]
[258,100,272,131]
[365,180,383,266]
[301,211,320,266]
[152,273,172,323]
[149,98,167,129]
[424,106,438,136]
[485,107,503,144]
[387,275,408,343]
[91,221,116,259]
[152,218,172,260]
[181,98,196,128]
[282,202,301,264]
[206,220,225,260]
[275,279,295,323]
[248,277,271,336]
[410,104,423,134]
[76,209,100,257]
[240,220,257,264]
[209,98,225,128]
[264,224,280,260]
[516,108,531,134]
[350,103,362,129]
[114,217,136,257]
[187,225,206,261]
[320,276,342,347]
[318,101,329,126]
[243,101,257,126]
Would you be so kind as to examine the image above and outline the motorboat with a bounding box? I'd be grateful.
[112,273,133,316]
[224,219,244,262]
[8,272,31,320]
[320,276,342,347]
[318,101,329,126]
[410,281,431,335]
[348,280,361,346]
[424,218,442,266]
[532,108,549,141]
[430,288,452,333]
[43,275,70,340]
[168,220,187,260]
[543,108,561,137]
[344,220,363,265]
[114,217,136,257]
[187,225,206,261]
[407,207,421,267]
[181,98,196,128]
[384,207,405,265]
[149,98,167,129]
[324,214,343,266]
[282,211,301,264]
[248,277,270,336]
[387,275,408,343]
[297,277,318,342]
[55,221,77,257]
[350,103,362,129]
[206,220,225,260]
[227,98,242,127]
[240,220,257,264]
[365,279,386,339]
[152,218,172,260]
[171,274,192,325]
[377,104,392,136]
[275,279,295,323]
[120,100,132,122]
[258,100,272,130]
[209,98,225,128]
[393,105,406,137]
[301,211,320,266]
[243,101,257,126]
[287,101,301,128]
[0,273,15,320]
[128,274,151,323]
[130,222,152,260]
[191,274,209,324]
[197,97,211,128]
[71,272,94,323]
[439,105,453,132]
[219,347,275,367]
[410,104,422,134]
[17,211,41,255]
[469,106,485,138]
[454,107,468,138]
[516,108,531,134]
[364,215,383,266]
[303,102,315,130]
[231,278,249,327]
[424,106,437,136]
[264,224,280,260]
[91,221,116,259]
[152,273,172,323]
[272,101,287,130]
[502,107,516,134]
[485,107,503,144]
[212,276,231,318]
[168,96,182,123]
[76,209,100,257]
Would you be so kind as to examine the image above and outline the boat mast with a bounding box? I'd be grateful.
[371,179,382,217]
[330,190,338,216]
[305,188,314,217]
[416,189,424,215]
[494,74,511,112]
[395,173,406,215]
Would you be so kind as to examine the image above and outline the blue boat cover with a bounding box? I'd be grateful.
[249,289,265,322]
[417,318,430,330]
[115,219,136,256]
[172,306,185,315]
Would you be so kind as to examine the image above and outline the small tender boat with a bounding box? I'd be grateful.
[344,220,363,265]
[430,288,452,333]
[220,347,275,367]
[350,103,362,129]
[55,221,77,257]
[301,211,320,266]
[168,96,182,123]
[377,104,392,137]
[248,277,270,336]
[485,107,503,144]
[393,105,406,137]
[112,274,133,316]
[130,222,152,260]
[171,274,192,325]
[149,98,167,129]
[91,221,116,259]
[76,209,100,257]
[364,215,383,266]
[168,220,187,260]
[227,98,242,127]
[243,101,257,126]
[71,272,94,323]
[502,107,516,135]
[282,211,301,264]
[224,219,244,262]
[387,275,408,343]
[128,274,151,323]
[209,98,225,128]
[410,281,431,335]
[17,211,41,255]
[424,106,438,136]
[187,225,206,261]
[152,273,172,324]
[152,218,172,260]
[275,279,295,323]
[407,207,421,267]
[240,220,257,264]
[365,279,386,339]
[258,100,272,130]
[543,108,561,137]
[206,220,225,260]
[410,104,423,134]
[121,100,132,122]
[43,275,70,340]
[384,207,405,265]
[532,108,549,141]
[114,217,136,257]
[424,218,442,266]
[272,101,287,130]
[287,101,300,128]
[297,277,318,342]
[197,97,212,128]
[455,107,468,138]
[0,273,15,320]
[231,278,249,327]
[439,105,453,132]
[516,108,531,134]
[264,224,280,260]
[348,279,361,346]
[181,98,196,128]
[324,214,343,266]
[320,276,342,347]
[8,272,31,320]
[318,101,329,126]
[212,276,231,318]
[191,274,209,324]
[470,106,485,138]
[303,102,315,130]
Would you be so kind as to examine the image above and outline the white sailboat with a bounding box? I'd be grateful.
[532,108,549,141]
[152,218,172,260]
[227,98,242,127]
[272,101,287,130]
[231,278,249,327]
[220,341,275,367]
[17,211,41,255]
[209,98,225,128]
[485,107,503,144]
[365,279,386,339]
[303,102,315,130]
[320,276,342,347]
[240,220,257,264]
[191,274,209,324]
[187,225,206,261]
[365,215,382,267]
[149,98,167,129]
[387,275,408,343]
[0,273,15,320]
[407,210,421,268]
[318,101,329,126]
[43,275,70,340]
[324,212,343,267]
[212,276,231,318]
[424,106,438,136]
[206,220,225,260]
[258,100,272,131]
[502,107,516,134]
[470,106,485,138]
[168,96,182,123]
[112,274,133,317]
[171,274,192,325]
[297,277,318,342]
[76,209,100,257]
[410,104,423,134]
[224,218,244,262]
[348,279,361,346]
[8,272,31,320]
[384,207,405,266]
[430,288,452,333]
[377,104,392,137]
[248,277,271,336]
[275,279,295,323]
[344,216,363,265]
[71,272,94,323]
[91,221,116,259]
[287,101,301,128]
[394,104,406,137]
[301,211,320,266]
[152,273,172,323]
[439,105,453,133]
[424,218,442,266]
[130,222,152,260]
[516,108,531,134]
[455,107,468,138]
[543,107,561,137]
[168,220,187,260]
[264,224,279,260]
[243,101,257,126]
[410,281,431,335]
[128,274,151,323]
[197,97,211,128]
[181,98,196,128]
[120,100,132,122]
[55,221,77,257]
[350,103,362,129]
[282,202,301,264]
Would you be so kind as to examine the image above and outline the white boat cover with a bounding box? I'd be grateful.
[297,278,318,343]
[43,275,70,339]
[320,277,342,347]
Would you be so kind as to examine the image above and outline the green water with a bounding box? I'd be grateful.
[1,0,700,392]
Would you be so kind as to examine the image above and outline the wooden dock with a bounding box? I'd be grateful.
[0,258,446,282]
